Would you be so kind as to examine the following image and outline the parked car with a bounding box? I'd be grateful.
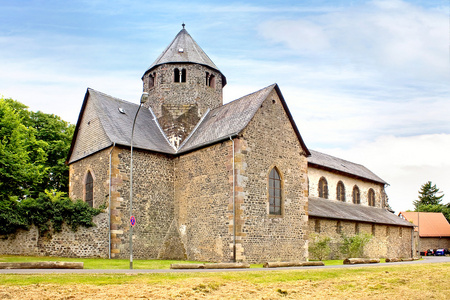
[426,249,434,256]
[435,249,445,256]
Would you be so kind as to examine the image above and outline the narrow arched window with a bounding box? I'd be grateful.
[352,185,360,204]
[318,177,328,199]
[205,72,209,85]
[368,189,375,206]
[209,74,215,88]
[174,68,180,82]
[181,68,186,82]
[85,171,93,208]
[269,168,282,215]
[337,181,345,201]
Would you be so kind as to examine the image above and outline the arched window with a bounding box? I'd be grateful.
[209,74,215,88]
[148,72,156,88]
[352,185,360,204]
[368,189,375,206]
[269,168,282,215]
[174,68,180,82]
[318,177,328,199]
[336,181,345,201]
[181,68,186,82]
[85,171,93,208]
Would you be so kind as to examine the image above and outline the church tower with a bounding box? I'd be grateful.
[142,24,227,148]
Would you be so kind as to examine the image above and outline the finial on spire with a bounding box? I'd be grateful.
[182,23,185,29]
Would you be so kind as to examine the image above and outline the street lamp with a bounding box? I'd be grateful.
[129,92,149,269]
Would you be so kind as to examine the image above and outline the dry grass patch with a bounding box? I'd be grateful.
[0,263,448,299]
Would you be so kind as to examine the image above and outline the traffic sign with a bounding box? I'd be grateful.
[130,216,136,227]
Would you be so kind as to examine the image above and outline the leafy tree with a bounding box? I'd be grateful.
[340,233,372,258]
[308,234,331,261]
[0,98,47,200]
[413,181,444,210]
[0,97,74,197]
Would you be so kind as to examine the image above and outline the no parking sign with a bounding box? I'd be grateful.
[130,216,136,227]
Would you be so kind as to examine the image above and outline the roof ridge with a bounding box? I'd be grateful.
[87,88,138,106]
[217,83,276,110]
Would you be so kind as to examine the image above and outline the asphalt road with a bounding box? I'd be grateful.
[1,256,448,274]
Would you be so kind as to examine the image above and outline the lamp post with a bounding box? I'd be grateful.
[129,92,149,269]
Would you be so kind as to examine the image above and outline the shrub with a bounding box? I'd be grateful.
[0,190,104,236]
[340,233,372,258]
[308,233,331,261]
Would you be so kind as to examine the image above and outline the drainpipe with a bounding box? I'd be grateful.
[108,142,116,259]
[230,136,236,262]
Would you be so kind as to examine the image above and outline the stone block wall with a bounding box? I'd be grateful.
[308,167,385,208]
[112,147,175,259]
[236,90,309,263]
[144,63,223,118]
[174,141,233,262]
[419,237,450,252]
[309,217,413,259]
[0,213,109,258]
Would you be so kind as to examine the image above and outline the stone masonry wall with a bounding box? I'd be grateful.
[236,89,309,263]
[419,237,450,252]
[112,147,175,259]
[0,213,109,258]
[174,141,232,262]
[309,167,385,208]
[309,217,413,259]
[144,63,223,118]
[69,148,111,208]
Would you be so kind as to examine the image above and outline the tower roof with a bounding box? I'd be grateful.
[144,27,226,85]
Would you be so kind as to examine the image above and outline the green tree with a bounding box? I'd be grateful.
[0,98,47,200]
[413,181,444,210]
[0,97,74,196]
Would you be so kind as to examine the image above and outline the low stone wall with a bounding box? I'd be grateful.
[419,237,450,252]
[0,213,109,258]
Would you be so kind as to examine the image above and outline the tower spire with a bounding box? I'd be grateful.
[182,23,185,29]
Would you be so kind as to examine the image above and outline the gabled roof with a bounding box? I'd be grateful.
[67,89,175,163]
[178,84,310,155]
[309,197,414,227]
[144,28,226,86]
[68,84,310,162]
[399,211,450,237]
[308,150,387,184]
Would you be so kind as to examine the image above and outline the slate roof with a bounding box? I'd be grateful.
[67,89,175,163]
[179,84,275,152]
[399,212,450,237]
[308,150,387,184]
[144,28,226,86]
[67,83,311,163]
[309,197,414,227]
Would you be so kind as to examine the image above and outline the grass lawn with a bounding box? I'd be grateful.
[0,262,448,299]
[0,255,376,269]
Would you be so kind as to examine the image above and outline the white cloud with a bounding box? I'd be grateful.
[320,134,450,213]
[258,0,449,80]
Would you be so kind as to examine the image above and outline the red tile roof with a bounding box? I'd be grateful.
[399,212,450,237]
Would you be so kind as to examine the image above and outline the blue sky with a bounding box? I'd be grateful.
[1,0,449,212]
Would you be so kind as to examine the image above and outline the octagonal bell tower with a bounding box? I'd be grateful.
[142,25,227,148]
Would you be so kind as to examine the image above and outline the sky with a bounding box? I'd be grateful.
[1,0,449,213]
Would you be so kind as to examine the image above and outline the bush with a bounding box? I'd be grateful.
[0,190,104,236]
[340,233,372,258]
[308,234,331,261]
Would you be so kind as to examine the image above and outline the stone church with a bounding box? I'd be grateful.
[67,26,414,263]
